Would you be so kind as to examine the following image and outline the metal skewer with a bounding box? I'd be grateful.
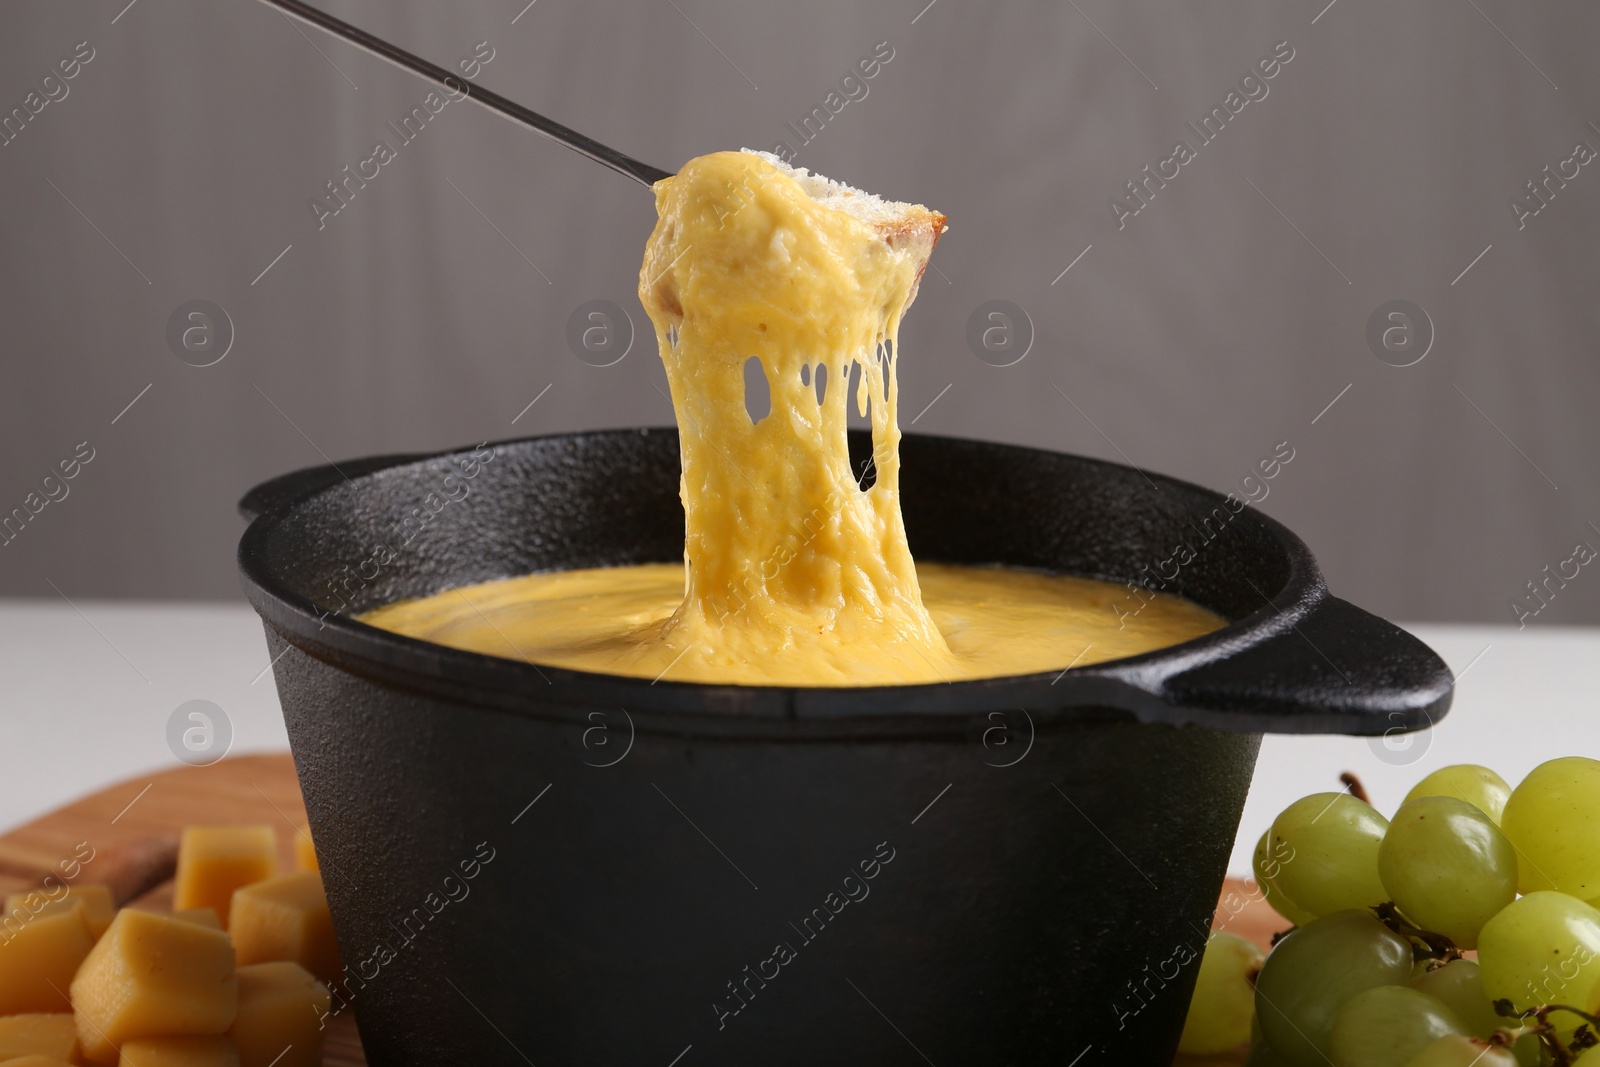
[253,0,675,188]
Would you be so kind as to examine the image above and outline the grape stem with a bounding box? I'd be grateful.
[1339,771,1371,804]
[1492,1000,1600,1065]
[1371,902,1462,961]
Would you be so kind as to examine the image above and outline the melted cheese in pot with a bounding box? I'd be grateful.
[360,152,1225,685]
[361,562,1225,685]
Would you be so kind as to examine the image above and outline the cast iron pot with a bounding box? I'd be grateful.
[237,428,1452,1066]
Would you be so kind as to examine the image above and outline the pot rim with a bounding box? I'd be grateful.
[237,428,1452,736]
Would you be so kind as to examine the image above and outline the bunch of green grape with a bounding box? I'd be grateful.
[1177,757,1600,1067]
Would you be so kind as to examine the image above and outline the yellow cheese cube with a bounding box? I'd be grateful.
[229,873,339,983]
[68,883,116,938]
[0,1013,79,1061]
[70,909,237,1065]
[118,1035,239,1067]
[2,896,62,926]
[0,904,94,1014]
[174,827,276,930]
[291,830,318,873]
[1,1056,77,1067]
[6,884,116,939]
[171,909,222,930]
[230,962,330,1067]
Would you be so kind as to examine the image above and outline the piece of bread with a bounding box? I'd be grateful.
[740,149,947,289]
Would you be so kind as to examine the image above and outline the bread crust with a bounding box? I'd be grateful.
[741,148,946,264]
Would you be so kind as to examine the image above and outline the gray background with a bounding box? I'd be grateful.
[1,0,1596,626]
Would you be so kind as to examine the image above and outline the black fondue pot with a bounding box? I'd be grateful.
[237,429,1451,1066]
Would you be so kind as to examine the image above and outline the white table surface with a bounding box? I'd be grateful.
[1,600,1593,876]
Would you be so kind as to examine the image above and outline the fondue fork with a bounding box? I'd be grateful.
[252,0,674,187]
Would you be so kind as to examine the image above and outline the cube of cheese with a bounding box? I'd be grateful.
[292,829,318,873]
[0,1013,79,1061]
[70,883,118,938]
[2,1057,77,1067]
[174,827,277,929]
[229,872,339,983]
[230,962,330,1067]
[172,908,223,930]
[117,1035,239,1066]
[6,884,117,939]
[0,904,94,1013]
[0,895,74,927]
[70,909,237,1065]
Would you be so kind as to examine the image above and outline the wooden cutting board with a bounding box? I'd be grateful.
[0,754,1278,1066]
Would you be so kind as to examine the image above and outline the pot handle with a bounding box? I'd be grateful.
[1156,594,1455,735]
[238,452,430,522]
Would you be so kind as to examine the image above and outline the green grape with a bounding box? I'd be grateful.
[1576,1047,1600,1066]
[1403,1035,1519,1067]
[1269,793,1390,918]
[1254,910,1414,1065]
[1327,986,1466,1067]
[1406,764,1513,825]
[1254,830,1316,927]
[1379,796,1519,948]
[1502,757,1600,898]
[1410,959,1506,1038]
[1179,931,1265,1054]
[1513,1033,1552,1067]
[1477,891,1600,1037]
